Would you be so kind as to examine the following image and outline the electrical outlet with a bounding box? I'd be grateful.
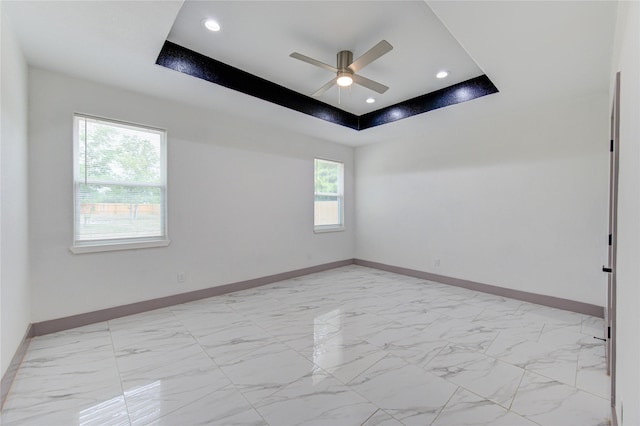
[177,272,186,283]
[434,259,441,267]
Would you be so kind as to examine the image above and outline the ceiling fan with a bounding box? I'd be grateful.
[290,40,393,97]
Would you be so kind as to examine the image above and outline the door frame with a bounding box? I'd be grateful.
[606,71,620,408]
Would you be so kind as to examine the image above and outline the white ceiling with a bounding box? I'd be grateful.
[3,1,618,147]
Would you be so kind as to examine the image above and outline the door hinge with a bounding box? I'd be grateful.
[609,234,612,246]
[608,326,611,339]
[610,139,614,152]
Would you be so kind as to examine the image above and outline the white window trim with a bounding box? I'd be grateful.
[313,157,345,232]
[313,225,345,234]
[71,114,169,253]
[70,239,170,254]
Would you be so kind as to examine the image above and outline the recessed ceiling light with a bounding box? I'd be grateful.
[203,19,220,32]
[436,70,449,79]
[366,97,376,104]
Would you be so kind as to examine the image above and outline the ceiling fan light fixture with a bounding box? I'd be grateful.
[336,72,353,87]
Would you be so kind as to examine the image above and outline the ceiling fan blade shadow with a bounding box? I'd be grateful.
[348,40,393,73]
[312,78,337,97]
[352,74,389,94]
[290,52,338,73]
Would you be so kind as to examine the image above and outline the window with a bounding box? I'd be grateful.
[314,158,344,231]
[72,114,168,253]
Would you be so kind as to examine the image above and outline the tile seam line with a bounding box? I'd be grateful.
[429,385,461,426]
[106,321,133,425]
[138,310,244,425]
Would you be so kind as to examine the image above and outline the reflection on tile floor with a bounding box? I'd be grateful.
[1,265,611,425]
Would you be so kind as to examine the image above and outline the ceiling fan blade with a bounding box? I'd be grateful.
[312,78,337,97]
[352,74,389,94]
[348,40,393,73]
[290,52,338,73]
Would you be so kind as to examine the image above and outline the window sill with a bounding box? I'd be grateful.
[70,239,170,254]
[314,226,345,234]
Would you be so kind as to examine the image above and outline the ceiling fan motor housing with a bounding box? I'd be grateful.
[336,50,354,86]
[337,50,354,72]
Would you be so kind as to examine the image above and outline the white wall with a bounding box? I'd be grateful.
[610,2,640,424]
[28,69,355,322]
[355,92,609,306]
[0,8,31,377]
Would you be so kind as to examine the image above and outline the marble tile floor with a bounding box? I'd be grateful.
[1,265,611,426]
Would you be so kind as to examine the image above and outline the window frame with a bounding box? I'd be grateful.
[70,113,169,254]
[313,157,345,233]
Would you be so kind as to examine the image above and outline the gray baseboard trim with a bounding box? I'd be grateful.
[1,324,34,410]
[29,257,604,337]
[31,259,355,337]
[354,259,604,318]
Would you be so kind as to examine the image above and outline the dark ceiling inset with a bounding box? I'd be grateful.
[156,41,498,130]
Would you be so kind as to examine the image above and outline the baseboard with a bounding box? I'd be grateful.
[1,324,34,410]
[354,259,604,318]
[31,259,355,336]
[30,257,604,337]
